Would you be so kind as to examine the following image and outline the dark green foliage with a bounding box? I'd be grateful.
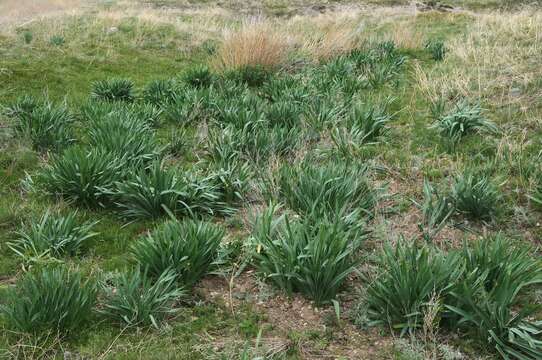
[447,271,542,360]
[10,211,98,261]
[212,92,265,130]
[132,219,224,287]
[166,126,192,157]
[100,268,184,328]
[304,97,345,131]
[261,75,308,103]
[91,78,135,102]
[347,42,406,89]
[344,99,393,145]
[163,87,212,124]
[462,235,542,294]
[208,161,251,205]
[431,101,497,144]
[112,163,188,220]
[23,31,33,44]
[87,112,161,165]
[180,65,216,88]
[129,103,163,127]
[425,40,446,61]
[452,170,500,220]
[252,205,365,305]
[366,241,463,335]
[1,267,96,334]
[279,161,376,224]
[445,236,542,359]
[12,100,74,151]
[142,79,178,106]
[225,65,272,87]
[264,101,302,129]
[38,146,126,207]
[112,163,225,220]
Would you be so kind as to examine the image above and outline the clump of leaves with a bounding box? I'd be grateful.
[88,112,160,165]
[462,235,542,294]
[142,79,178,106]
[279,161,376,225]
[366,240,463,336]
[100,268,184,328]
[431,101,497,145]
[9,211,98,261]
[49,35,65,46]
[225,65,272,87]
[1,266,96,334]
[445,236,542,359]
[22,30,33,44]
[447,270,542,359]
[112,163,186,220]
[332,99,394,153]
[3,95,41,119]
[163,87,212,124]
[112,163,225,220]
[208,160,252,205]
[132,219,224,287]
[425,40,446,61]
[414,180,454,242]
[252,204,365,306]
[303,97,345,131]
[452,170,500,221]
[166,126,193,157]
[348,100,392,144]
[180,65,216,88]
[91,78,135,102]
[264,101,302,130]
[11,100,74,152]
[38,146,126,208]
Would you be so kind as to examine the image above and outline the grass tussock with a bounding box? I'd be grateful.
[212,21,290,71]
[1,266,96,335]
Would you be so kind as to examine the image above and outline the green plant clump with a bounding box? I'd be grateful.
[91,78,135,102]
[366,241,463,335]
[252,204,365,305]
[9,211,98,261]
[132,219,224,287]
[452,170,500,220]
[38,146,127,208]
[100,268,184,328]
[1,267,97,334]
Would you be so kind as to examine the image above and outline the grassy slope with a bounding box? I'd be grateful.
[1,1,541,359]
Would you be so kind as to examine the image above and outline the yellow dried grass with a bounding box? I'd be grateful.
[212,21,291,71]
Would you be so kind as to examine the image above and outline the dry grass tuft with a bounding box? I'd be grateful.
[303,24,361,62]
[415,10,542,109]
[212,20,291,71]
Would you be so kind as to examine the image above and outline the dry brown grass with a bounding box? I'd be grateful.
[0,0,84,27]
[415,9,542,109]
[211,20,292,71]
